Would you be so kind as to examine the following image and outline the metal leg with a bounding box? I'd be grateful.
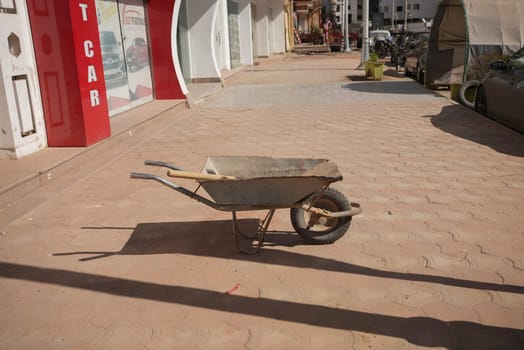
[232,210,275,254]
[233,212,259,239]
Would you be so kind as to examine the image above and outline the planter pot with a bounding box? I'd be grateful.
[371,63,384,80]
[365,60,374,77]
[365,60,384,80]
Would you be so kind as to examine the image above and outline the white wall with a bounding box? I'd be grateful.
[182,0,284,78]
[0,0,46,159]
[255,0,285,56]
[254,0,269,57]
[215,0,231,71]
[186,0,220,80]
[238,0,254,65]
[272,0,285,54]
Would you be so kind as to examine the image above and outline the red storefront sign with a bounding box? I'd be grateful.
[28,0,110,147]
[69,0,111,145]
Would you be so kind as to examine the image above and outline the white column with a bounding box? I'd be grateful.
[344,0,351,52]
[360,0,369,66]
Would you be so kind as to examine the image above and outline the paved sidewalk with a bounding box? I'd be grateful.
[1,52,524,349]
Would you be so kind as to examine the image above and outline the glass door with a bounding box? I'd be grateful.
[118,0,152,108]
[95,0,152,116]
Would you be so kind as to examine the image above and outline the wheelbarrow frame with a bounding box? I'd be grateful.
[131,159,361,254]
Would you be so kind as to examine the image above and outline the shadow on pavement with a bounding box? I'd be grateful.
[429,105,524,157]
[1,260,523,349]
[54,220,524,295]
[383,65,407,78]
[341,80,443,96]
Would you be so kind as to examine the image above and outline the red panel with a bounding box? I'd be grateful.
[69,0,111,145]
[27,0,110,147]
[27,1,84,146]
[148,0,185,99]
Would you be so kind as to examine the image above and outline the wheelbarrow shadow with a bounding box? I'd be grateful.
[54,220,524,294]
[54,220,304,261]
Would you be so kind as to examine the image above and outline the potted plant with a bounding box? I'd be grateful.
[310,25,322,45]
[365,52,384,80]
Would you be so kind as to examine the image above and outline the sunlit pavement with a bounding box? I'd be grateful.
[1,53,523,349]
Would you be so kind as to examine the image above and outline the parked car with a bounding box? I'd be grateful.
[369,30,392,47]
[369,30,393,58]
[403,32,429,83]
[126,37,149,72]
[99,31,126,85]
[474,47,524,133]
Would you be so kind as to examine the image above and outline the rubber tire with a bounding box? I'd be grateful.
[416,64,425,84]
[290,187,352,244]
[404,61,411,77]
[460,80,480,109]
[474,84,487,115]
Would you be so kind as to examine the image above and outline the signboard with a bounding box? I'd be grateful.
[69,0,111,144]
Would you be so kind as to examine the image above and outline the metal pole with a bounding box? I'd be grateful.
[344,0,351,52]
[404,0,408,31]
[340,0,345,47]
[358,0,369,67]
[391,0,395,30]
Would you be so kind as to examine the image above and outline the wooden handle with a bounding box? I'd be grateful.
[167,170,236,181]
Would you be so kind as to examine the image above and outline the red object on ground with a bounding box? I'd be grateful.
[225,283,240,294]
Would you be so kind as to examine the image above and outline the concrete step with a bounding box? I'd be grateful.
[292,44,331,54]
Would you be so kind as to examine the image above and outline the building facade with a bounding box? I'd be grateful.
[0,0,286,159]
[293,0,322,36]
[332,0,439,32]
[332,0,363,31]
[378,0,440,30]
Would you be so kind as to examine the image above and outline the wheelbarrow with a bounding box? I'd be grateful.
[130,156,361,254]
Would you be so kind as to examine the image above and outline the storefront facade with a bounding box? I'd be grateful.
[0,0,284,159]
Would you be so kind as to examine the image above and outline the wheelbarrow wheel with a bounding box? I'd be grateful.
[290,187,352,244]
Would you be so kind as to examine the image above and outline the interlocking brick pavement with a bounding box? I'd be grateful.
[0,53,523,349]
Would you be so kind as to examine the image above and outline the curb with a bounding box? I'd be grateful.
[0,100,186,222]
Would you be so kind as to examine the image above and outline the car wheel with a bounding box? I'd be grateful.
[416,64,425,84]
[474,85,487,115]
[404,61,411,77]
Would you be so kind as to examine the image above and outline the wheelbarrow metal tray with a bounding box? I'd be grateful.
[199,156,343,207]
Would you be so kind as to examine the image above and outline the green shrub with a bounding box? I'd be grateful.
[369,52,379,62]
